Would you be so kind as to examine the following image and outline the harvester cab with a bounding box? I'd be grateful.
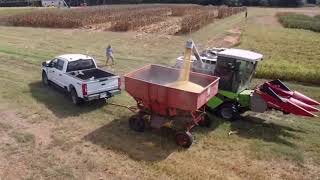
[175,40,320,120]
[213,48,262,94]
[207,48,265,120]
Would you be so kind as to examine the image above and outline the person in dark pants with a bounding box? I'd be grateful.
[106,45,114,65]
[245,9,248,19]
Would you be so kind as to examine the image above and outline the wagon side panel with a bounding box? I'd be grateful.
[168,89,198,111]
[196,79,219,109]
[148,84,169,115]
[124,77,150,109]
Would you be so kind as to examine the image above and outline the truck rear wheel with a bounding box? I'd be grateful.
[70,88,82,105]
[129,115,145,132]
[175,131,193,148]
[218,103,240,121]
[42,72,49,86]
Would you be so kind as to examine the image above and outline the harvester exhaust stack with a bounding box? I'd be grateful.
[255,79,320,117]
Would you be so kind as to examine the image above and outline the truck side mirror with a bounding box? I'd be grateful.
[42,61,52,67]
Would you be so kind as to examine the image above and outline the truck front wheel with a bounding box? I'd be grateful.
[42,72,49,86]
[70,88,82,105]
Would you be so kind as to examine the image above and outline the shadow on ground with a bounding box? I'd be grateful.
[29,81,105,118]
[84,116,178,162]
[231,114,304,147]
[84,112,304,162]
[197,112,304,147]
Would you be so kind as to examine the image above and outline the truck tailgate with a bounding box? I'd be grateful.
[86,77,119,95]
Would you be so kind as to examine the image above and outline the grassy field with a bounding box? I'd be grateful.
[0,6,320,180]
[277,12,320,32]
[238,8,320,84]
[0,7,36,16]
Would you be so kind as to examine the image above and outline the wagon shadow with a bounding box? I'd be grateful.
[84,116,179,162]
[29,81,105,118]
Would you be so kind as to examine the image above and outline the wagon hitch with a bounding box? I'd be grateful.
[255,79,320,117]
[106,102,139,113]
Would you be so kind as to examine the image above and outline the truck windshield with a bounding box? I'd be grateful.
[66,59,96,72]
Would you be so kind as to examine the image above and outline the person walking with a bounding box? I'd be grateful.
[245,9,248,19]
[106,45,114,65]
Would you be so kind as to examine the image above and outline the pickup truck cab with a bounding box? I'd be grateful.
[42,54,121,105]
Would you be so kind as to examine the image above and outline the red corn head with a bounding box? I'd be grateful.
[255,80,319,117]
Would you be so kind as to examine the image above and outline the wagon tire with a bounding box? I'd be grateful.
[129,115,145,132]
[175,131,193,148]
[42,72,49,86]
[70,88,82,105]
[218,103,240,121]
[198,114,211,127]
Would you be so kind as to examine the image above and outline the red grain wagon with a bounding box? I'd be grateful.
[124,64,219,148]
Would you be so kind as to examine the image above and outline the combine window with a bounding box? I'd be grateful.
[203,60,216,65]
[214,56,257,93]
[236,60,257,92]
[214,56,236,92]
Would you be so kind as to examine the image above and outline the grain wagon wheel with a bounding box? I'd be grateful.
[175,131,193,148]
[129,115,146,132]
[198,113,211,127]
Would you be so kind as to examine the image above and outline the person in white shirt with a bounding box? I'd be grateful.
[106,45,114,65]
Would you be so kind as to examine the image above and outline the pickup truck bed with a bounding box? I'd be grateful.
[69,69,114,80]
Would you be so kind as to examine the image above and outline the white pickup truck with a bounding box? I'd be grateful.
[41,54,121,105]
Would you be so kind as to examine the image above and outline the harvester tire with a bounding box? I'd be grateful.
[129,115,145,132]
[175,131,193,148]
[218,103,240,121]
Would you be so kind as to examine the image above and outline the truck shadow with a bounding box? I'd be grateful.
[29,81,105,118]
[84,116,179,162]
